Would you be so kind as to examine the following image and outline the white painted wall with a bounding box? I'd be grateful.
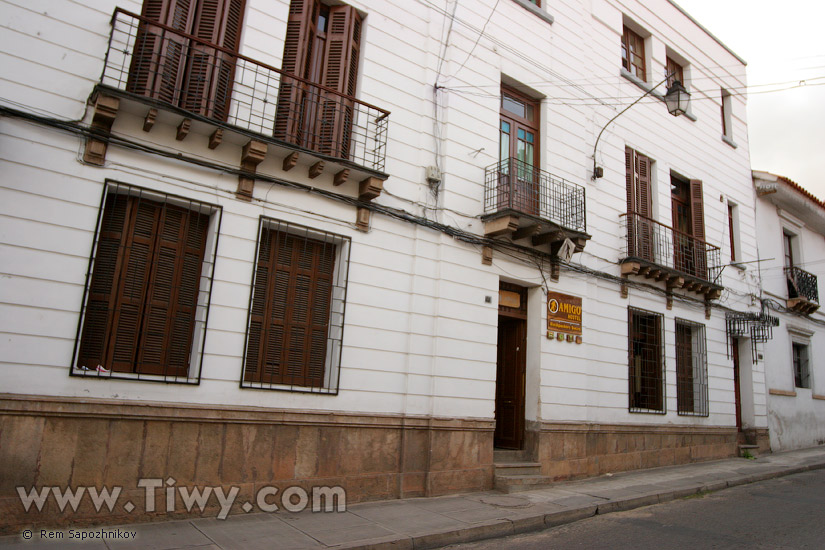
[754,175,825,450]
[0,0,764,433]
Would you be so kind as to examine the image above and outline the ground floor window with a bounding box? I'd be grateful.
[793,342,810,389]
[242,218,349,393]
[628,307,665,413]
[675,319,709,416]
[73,182,219,382]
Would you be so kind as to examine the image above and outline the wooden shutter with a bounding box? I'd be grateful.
[318,5,361,157]
[181,0,246,120]
[274,0,319,142]
[689,179,707,278]
[128,0,195,104]
[625,148,653,261]
[78,193,208,376]
[244,227,334,387]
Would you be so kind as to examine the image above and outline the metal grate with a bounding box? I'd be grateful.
[725,311,779,364]
[484,158,587,233]
[241,218,350,394]
[786,266,819,303]
[628,307,665,413]
[72,181,220,384]
[100,8,389,171]
[675,319,708,416]
[621,212,722,283]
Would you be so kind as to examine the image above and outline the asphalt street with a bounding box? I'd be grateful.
[441,468,825,549]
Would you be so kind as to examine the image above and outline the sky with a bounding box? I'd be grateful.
[674,0,825,199]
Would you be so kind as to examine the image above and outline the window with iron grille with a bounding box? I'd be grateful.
[621,25,646,81]
[73,182,220,383]
[793,342,810,389]
[242,218,350,393]
[628,307,665,413]
[675,319,709,416]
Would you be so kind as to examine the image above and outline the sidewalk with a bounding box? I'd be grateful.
[3,446,825,550]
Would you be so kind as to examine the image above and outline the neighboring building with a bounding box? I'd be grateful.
[0,0,769,529]
[753,171,825,451]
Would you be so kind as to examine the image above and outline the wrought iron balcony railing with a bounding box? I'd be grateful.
[484,158,587,233]
[786,266,819,303]
[621,211,722,283]
[100,8,389,171]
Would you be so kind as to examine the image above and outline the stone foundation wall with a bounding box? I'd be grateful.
[526,421,739,480]
[0,395,493,533]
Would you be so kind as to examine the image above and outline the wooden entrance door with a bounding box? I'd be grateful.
[495,283,527,449]
[732,338,742,430]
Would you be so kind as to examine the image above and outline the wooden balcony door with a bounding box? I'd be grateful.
[499,87,539,215]
[671,174,707,279]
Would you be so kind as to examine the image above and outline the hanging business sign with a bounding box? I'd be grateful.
[546,291,582,339]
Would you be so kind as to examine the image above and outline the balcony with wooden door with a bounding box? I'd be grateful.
[87,7,389,208]
[483,158,590,252]
[620,211,723,300]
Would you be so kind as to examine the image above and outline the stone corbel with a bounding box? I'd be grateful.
[237,140,267,201]
[83,93,120,166]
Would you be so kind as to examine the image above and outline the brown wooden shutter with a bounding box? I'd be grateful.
[181,0,246,120]
[129,0,195,104]
[78,193,208,376]
[243,226,334,387]
[318,5,361,157]
[689,179,707,278]
[625,148,653,261]
[274,0,319,142]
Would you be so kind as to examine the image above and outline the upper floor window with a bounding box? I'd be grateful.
[622,25,646,81]
[783,230,796,268]
[499,86,540,215]
[275,0,362,158]
[74,182,220,383]
[721,88,733,142]
[128,0,246,121]
[666,56,684,88]
[728,202,739,263]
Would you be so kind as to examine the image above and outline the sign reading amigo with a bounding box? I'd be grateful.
[546,291,582,336]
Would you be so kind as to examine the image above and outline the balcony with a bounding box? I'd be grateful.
[786,266,820,314]
[482,158,589,252]
[89,8,389,209]
[620,212,723,300]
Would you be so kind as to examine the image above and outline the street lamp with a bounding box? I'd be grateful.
[592,73,690,180]
[664,80,690,116]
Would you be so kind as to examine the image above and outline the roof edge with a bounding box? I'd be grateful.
[667,1,747,66]
[753,170,825,212]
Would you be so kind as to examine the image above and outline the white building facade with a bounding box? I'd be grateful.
[753,171,825,451]
[0,0,768,528]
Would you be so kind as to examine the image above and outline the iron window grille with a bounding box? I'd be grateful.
[72,181,221,384]
[628,307,666,414]
[675,319,709,416]
[725,311,779,364]
[241,218,350,393]
[793,342,811,389]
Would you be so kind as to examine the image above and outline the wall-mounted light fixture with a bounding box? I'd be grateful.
[592,74,690,180]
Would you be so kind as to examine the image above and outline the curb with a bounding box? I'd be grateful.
[339,460,825,550]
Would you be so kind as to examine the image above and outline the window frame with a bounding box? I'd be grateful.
[727,201,740,263]
[792,342,811,389]
[240,217,351,394]
[665,56,684,89]
[621,25,647,82]
[628,307,666,414]
[675,319,709,416]
[71,181,221,384]
[721,88,734,145]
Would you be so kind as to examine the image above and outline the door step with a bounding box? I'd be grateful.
[493,450,553,493]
